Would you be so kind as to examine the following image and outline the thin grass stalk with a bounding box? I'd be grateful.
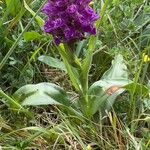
[96,0,110,29]
[0,0,47,70]
[130,57,144,132]
[0,89,32,117]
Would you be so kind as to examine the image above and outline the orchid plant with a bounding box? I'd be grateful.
[12,0,133,119]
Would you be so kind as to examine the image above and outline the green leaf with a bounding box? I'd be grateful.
[140,24,150,46]
[112,0,120,6]
[23,31,42,41]
[134,14,150,30]
[23,0,44,27]
[80,36,96,92]
[124,83,149,97]
[38,55,66,71]
[58,44,81,92]
[5,0,21,16]
[13,82,70,106]
[88,54,132,115]
[102,54,128,80]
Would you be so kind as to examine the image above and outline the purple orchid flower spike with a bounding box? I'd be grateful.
[42,0,99,45]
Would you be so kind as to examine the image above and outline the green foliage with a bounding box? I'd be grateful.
[13,82,70,106]
[1,0,150,149]
[88,54,132,116]
[124,82,149,97]
[23,0,44,27]
[58,44,81,92]
[13,54,133,119]
[23,31,42,41]
[38,55,66,71]
[5,0,21,16]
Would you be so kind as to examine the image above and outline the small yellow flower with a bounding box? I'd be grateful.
[142,53,150,63]
[86,145,92,150]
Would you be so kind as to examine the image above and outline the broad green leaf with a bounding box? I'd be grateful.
[24,31,42,41]
[102,54,128,80]
[88,54,132,115]
[13,82,70,106]
[38,55,66,71]
[92,79,131,91]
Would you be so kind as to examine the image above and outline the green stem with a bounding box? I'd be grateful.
[79,0,110,117]
[59,0,110,118]
[58,44,81,92]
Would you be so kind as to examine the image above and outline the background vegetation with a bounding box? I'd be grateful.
[0,0,150,149]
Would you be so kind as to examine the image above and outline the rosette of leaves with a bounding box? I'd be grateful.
[13,54,133,118]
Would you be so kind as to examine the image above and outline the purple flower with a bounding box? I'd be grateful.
[42,0,99,45]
